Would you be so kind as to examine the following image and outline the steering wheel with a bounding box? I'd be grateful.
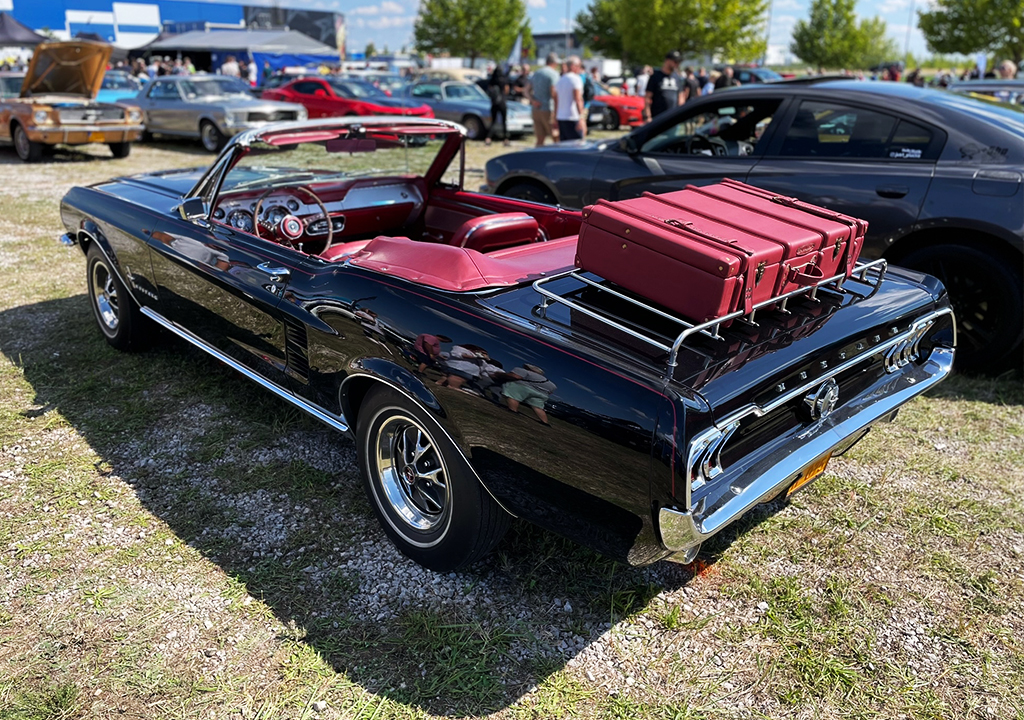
[685,134,729,156]
[252,185,334,252]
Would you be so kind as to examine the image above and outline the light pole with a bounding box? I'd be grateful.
[763,0,774,67]
[904,0,915,68]
[565,0,571,56]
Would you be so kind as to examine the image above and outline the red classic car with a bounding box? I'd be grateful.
[262,76,433,119]
[589,82,645,130]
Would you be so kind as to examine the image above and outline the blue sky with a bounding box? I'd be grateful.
[224,0,936,60]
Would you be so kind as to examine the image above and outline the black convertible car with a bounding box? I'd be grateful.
[59,118,954,572]
[484,81,1023,374]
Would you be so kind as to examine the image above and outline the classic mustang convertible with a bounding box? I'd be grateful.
[59,118,955,571]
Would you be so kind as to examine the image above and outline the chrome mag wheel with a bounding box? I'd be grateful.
[90,259,120,333]
[374,415,450,532]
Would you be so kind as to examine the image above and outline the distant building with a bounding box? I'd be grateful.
[532,32,581,62]
[5,0,343,51]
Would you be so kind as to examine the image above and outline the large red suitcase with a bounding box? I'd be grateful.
[575,180,867,323]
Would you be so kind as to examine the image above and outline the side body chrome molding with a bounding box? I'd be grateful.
[140,307,350,435]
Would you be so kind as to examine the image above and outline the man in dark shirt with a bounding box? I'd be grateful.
[644,50,685,121]
[714,66,740,90]
[683,66,700,103]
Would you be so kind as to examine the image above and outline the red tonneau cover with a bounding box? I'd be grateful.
[346,236,577,291]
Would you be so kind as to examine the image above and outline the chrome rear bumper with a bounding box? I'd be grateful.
[658,345,955,553]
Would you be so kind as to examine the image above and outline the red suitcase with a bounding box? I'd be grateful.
[575,180,867,323]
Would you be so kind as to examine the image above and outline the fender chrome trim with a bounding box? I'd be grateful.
[140,307,350,435]
[659,345,955,553]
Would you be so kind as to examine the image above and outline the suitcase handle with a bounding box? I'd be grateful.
[663,218,754,257]
[789,264,824,286]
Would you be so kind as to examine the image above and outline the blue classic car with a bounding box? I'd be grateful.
[96,70,144,104]
[58,118,954,571]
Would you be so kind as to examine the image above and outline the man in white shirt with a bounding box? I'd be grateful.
[220,55,241,78]
[635,65,652,97]
[553,56,584,141]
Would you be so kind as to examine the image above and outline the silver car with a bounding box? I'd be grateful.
[403,81,532,140]
[133,75,307,152]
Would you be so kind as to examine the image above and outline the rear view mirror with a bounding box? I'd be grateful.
[178,197,209,223]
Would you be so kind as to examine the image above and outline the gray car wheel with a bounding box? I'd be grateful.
[86,244,151,351]
[199,120,225,153]
[461,115,485,140]
[13,123,42,162]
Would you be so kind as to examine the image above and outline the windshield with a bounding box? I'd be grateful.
[444,83,487,101]
[220,128,460,193]
[179,77,253,99]
[101,73,141,91]
[753,68,784,82]
[327,79,386,99]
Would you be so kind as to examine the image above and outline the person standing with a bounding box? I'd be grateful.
[220,55,241,78]
[635,65,653,98]
[683,66,700,103]
[644,51,684,122]
[714,65,739,90]
[484,65,510,146]
[528,53,560,146]
[554,56,585,141]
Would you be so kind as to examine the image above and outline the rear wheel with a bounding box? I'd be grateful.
[86,244,151,351]
[602,109,620,131]
[461,115,484,140]
[356,385,510,571]
[12,123,42,162]
[199,120,225,153]
[108,141,131,158]
[500,180,557,206]
[899,242,1022,374]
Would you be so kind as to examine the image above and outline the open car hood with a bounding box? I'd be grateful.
[21,41,112,99]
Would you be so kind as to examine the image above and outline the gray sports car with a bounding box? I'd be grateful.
[402,81,533,140]
[132,75,307,152]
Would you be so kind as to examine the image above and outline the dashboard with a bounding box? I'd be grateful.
[212,180,426,244]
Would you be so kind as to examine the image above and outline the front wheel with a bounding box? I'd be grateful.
[602,109,620,131]
[461,115,484,140]
[199,120,225,153]
[356,385,510,571]
[899,242,1022,374]
[108,141,131,158]
[86,244,151,351]
[13,123,42,162]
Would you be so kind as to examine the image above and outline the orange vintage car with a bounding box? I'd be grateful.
[0,40,144,162]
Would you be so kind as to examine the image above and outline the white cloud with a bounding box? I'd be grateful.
[351,4,381,15]
[367,14,414,29]
[527,0,547,7]
[877,0,911,15]
[772,0,803,10]
[381,0,405,12]
[537,14,548,23]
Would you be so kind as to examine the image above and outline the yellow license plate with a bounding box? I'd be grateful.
[88,132,104,142]
[786,452,832,498]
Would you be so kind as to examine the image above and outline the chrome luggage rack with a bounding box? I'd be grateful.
[532,258,889,372]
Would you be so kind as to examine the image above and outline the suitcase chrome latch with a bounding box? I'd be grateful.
[755,261,766,285]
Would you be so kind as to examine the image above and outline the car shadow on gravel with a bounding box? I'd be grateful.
[0,294,984,716]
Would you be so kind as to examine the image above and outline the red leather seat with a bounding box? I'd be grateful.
[319,239,374,262]
[449,212,540,253]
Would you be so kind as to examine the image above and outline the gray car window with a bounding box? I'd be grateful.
[147,81,181,100]
[640,101,780,156]
[778,100,934,160]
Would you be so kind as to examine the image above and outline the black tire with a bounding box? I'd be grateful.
[602,109,620,131]
[500,180,557,206]
[461,115,485,140]
[199,120,225,153]
[108,141,131,158]
[899,243,1023,374]
[12,123,42,162]
[356,385,510,571]
[86,244,150,351]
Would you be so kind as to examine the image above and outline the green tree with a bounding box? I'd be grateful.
[919,0,1024,66]
[364,41,377,58]
[575,0,624,60]
[576,0,766,66]
[791,0,898,69]
[414,0,529,65]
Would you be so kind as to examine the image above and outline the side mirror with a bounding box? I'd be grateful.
[178,197,209,224]
[314,88,328,97]
[620,135,640,154]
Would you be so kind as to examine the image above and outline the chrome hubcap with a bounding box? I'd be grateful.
[201,124,218,150]
[14,127,28,158]
[91,262,119,331]
[375,415,448,531]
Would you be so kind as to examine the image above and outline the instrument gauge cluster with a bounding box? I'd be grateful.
[227,209,254,233]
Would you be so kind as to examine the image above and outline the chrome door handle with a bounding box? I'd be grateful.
[257,262,290,283]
